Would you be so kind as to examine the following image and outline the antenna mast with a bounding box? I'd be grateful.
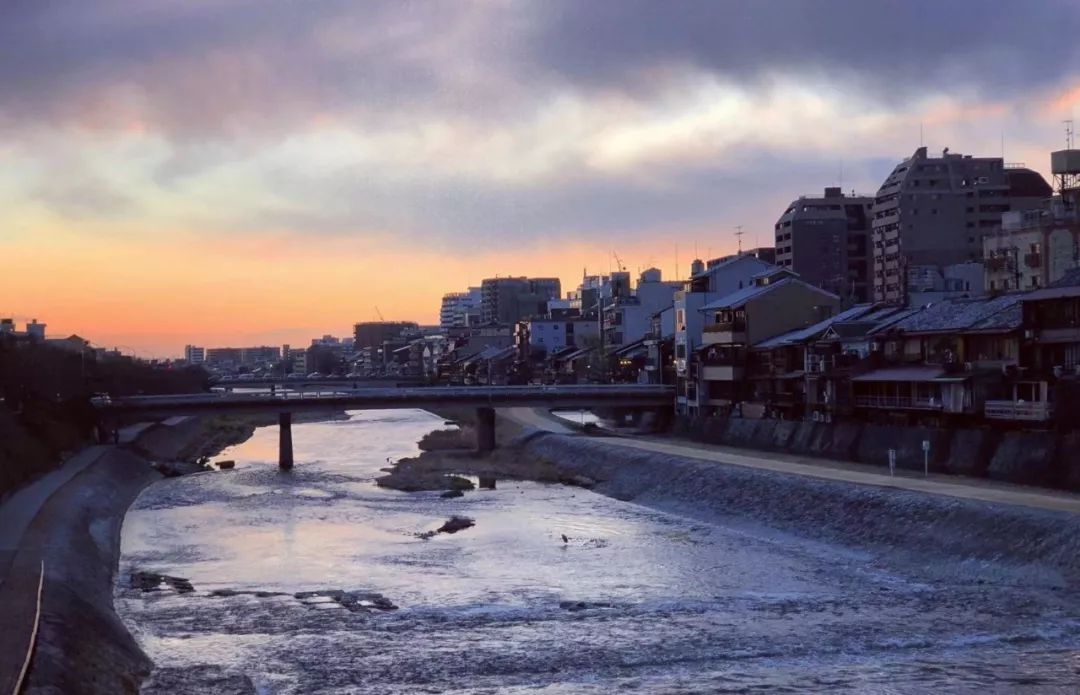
[734,225,744,254]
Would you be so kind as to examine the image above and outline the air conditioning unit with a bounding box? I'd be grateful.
[1053,365,1064,378]
[1024,329,1035,340]
[964,362,973,371]
[1074,365,1080,376]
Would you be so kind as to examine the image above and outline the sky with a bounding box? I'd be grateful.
[2,0,1080,357]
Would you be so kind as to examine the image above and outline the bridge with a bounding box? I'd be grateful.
[211,376,426,390]
[96,385,674,470]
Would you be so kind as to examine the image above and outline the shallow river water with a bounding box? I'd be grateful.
[117,409,1080,693]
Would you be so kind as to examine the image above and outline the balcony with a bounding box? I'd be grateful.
[702,321,747,346]
[854,395,943,410]
[984,400,1053,422]
[702,365,743,381]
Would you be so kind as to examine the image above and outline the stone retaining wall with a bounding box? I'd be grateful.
[673,416,1072,490]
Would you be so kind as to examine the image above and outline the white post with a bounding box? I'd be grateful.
[888,448,896,476]
[922,440,930,478]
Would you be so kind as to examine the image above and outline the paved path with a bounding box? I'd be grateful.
[0,445,112,694]
[503,408,1080,515]
[0,446,111,588]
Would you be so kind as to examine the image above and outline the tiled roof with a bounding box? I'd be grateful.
[754,304,876,349]
[699,278,839,312]
[885,295,1022,334]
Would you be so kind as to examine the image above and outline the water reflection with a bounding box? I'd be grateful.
[117,409,1080,694]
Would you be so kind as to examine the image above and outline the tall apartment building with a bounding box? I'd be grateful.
[440,288,482,329]
[184,345,205,365]
[871,146,1051,304]
[480,277,562,326]
[775,187,872,302]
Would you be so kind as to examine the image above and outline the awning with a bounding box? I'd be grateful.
[851,367,944,382]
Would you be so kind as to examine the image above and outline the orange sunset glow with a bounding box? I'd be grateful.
[3,2,1079,357]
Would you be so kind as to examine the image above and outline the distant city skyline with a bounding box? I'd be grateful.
[3,1,1079,356]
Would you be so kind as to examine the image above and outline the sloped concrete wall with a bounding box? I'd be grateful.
[675,415,1070,491]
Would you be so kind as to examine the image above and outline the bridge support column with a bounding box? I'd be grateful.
[279,412,294,470]
[476,407,496,452]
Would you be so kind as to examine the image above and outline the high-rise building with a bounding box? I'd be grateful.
[775,187,872,302]
[871,146,1051,304]
[184,345,206,365]
[480,277,562,326]
[440,287,482,328]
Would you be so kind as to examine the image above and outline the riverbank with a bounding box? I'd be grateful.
[1,411,284,694]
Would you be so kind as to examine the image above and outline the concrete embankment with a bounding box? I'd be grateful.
[519,431,1080,588]
[19,448,160,694]
[675,416,1080,490]
[3,414,264,694]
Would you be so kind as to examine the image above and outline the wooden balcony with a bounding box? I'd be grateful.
[984,400,1053,422]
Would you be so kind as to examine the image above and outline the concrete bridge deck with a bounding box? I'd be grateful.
[95,385,673,469]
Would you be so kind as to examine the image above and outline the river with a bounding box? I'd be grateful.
[116,409,1080,693]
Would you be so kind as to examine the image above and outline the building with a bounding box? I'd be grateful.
[674,254,779,413]
[603,268,682,347]
[518,317,600,358]
[693,271,841,416]
[907,261,984,306]
[568,272,631,318]
[45,334,91,354]
[184,345,206,365]
[983,150,1080,293]
[750,303,883,420]
[480,277,562,325]
[354,321,420,349]
[1016,268,1080,428]
[775,187,873,302]
[871,146,1051,304]
[205,347,242,368]
[0,319,46,344]
[849,295,1024,424]
[714,247,777,265]
[240,346,280,365]
[440,288,482,329]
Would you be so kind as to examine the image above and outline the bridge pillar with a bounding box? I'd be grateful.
[476,407,496,452]
[279,412,294,470]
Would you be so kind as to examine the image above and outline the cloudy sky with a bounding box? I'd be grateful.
[2,0,1079,355]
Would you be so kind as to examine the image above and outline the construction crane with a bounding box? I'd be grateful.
[612,251,626,273]
[374,306,385,321]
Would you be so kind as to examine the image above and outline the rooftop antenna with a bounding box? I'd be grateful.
[1066,120,1075,149]
[675,242,679,282]
[734,225,744,254]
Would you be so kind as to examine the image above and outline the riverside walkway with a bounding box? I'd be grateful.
[505,408,1080,515]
